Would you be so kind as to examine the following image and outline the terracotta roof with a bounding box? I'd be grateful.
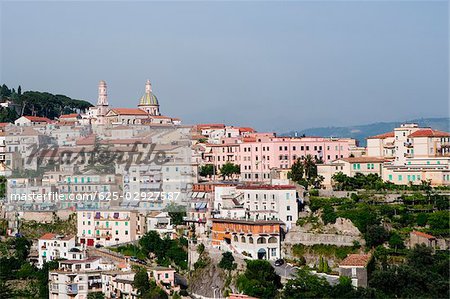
[39,233,74,241]
[22,116,52,123]
[110,108,149,116]
[340,254,371,267]
[197,123,225,129]
[367,132,395,139]
[242,137,257,142]
[239,127,255,133]
[411,230,436,240]
[59,113,80,119]
[408,129,450,138]
[39,233,57,240]
[340,157,387,163]
[0,122,10,127]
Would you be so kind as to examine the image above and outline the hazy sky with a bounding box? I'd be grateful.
[1,1,448,132]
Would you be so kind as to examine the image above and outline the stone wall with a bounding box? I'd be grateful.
[284,231,362,247]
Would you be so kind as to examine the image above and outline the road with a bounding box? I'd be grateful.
[270,261,298,278]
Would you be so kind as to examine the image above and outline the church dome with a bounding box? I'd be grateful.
[138,80,159,106]
[139,91,158,106]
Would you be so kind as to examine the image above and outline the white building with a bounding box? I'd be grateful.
[14,115,52,126]
[49,257,105,299]
[146,211,176,238]
[38,233,83,268]
[213,184,299,230]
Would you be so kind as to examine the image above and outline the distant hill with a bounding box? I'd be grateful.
[282,118,450,146]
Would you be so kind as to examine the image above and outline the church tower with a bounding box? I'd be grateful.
[97,80,109,117]
[138,80,160,115]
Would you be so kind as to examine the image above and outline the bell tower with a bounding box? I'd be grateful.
[97,80,109,117]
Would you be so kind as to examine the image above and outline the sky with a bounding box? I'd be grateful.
[0,0,448,132]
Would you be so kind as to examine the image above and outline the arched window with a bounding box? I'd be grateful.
[241,236,246,243]
[257,237,266,244]
[248,237,254,244]
[268,237,277,243]
[233,235,238,242]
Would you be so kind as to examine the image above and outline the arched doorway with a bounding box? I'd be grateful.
[257,248,267,260]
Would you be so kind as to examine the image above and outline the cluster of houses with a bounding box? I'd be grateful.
[0,80,449,298]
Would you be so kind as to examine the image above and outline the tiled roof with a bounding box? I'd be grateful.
[110,108,149,116]
[59,113,80,119]
[411,230,436,240]
[197,123,225,129]
[23,116,52,123]
[340,254,371,267]
[39,233,74,241]
[367,132,395,139]
[39,233,57,240]
[408,129,450,138]
[239,127,255,133]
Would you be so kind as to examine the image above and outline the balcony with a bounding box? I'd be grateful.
[404,142,413,148]
[95,226,112,230]
[66,284,78,295]
[383,142,395,148]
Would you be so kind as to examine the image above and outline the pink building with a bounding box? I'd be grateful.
[202,131,357,181]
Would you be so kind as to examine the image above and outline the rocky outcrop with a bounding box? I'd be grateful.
[284,217,364,247]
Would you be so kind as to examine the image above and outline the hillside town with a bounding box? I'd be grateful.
[0,80,448,299]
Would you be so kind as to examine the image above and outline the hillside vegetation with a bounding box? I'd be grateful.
[0,83,93,122]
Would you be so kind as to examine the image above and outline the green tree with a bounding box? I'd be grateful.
[288,158,304,183]
[427,211,450,236]
[164,203,186,226]
[199,164,215,177]
[196,243,205,255]
[321,204,337,225]
[218,252,236,271]
[237,260,282,299]
[219,162,240,179]
[388,232,404,251]
[282,268,330,298]
[87,292,105,299]
[133,268,151,296]
[13,236,32,260]
[364,225,389,248]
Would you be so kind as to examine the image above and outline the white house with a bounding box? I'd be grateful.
[38,233,84,268]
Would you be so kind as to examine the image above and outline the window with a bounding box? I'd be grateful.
[398,175,403,181]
